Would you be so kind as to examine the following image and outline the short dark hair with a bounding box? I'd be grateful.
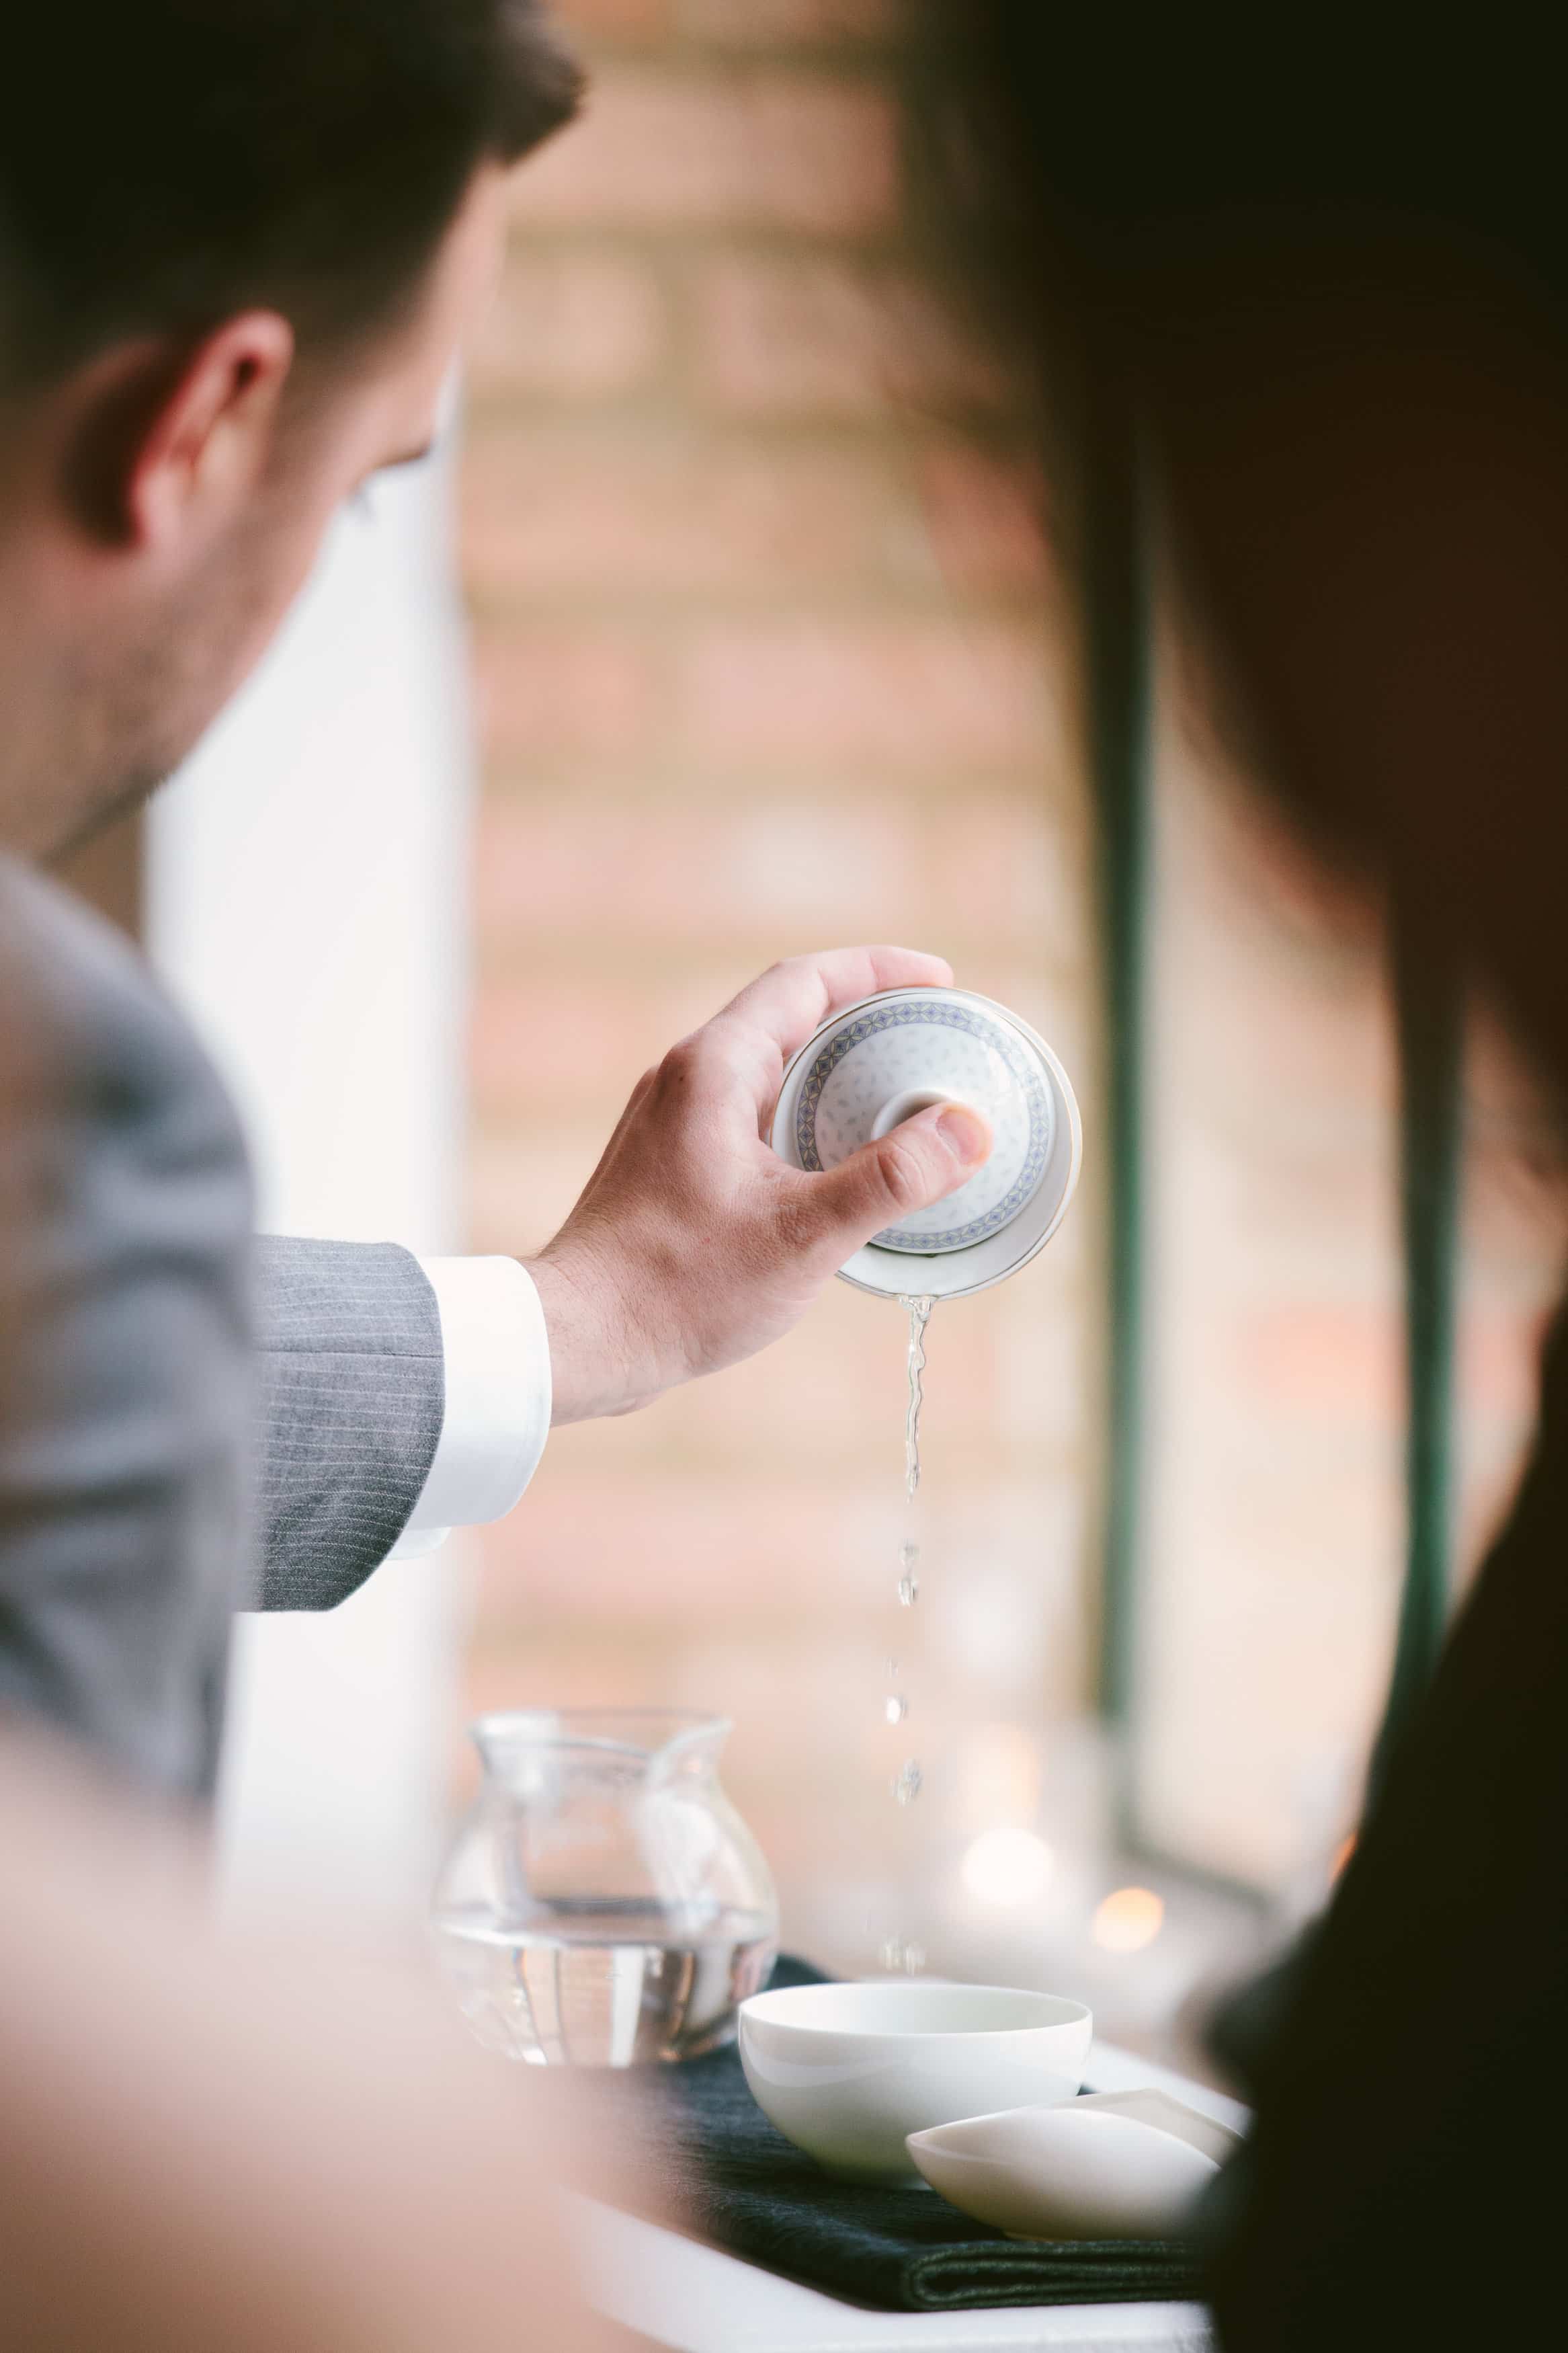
[0,0,581,387]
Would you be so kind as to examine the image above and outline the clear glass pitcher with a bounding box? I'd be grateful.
[432,1709,778,2067]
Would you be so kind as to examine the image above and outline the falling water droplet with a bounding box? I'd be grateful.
[893,1758,923,1806]
[879,1936,927,1976]
[884,1692,908,1724]
[897,1538,919,1607]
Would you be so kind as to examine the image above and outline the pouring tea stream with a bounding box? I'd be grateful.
[770,986,1082,1974]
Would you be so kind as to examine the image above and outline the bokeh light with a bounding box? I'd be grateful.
[960,1826,1056,1908]
[1091,1886,1165,1953]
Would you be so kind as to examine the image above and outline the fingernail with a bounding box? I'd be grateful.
[936,1104,991,1167]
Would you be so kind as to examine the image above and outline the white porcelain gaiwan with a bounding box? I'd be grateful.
[907,2090,1243,2241]
[737,1980,1091,2183]
[770,987,1081,1299]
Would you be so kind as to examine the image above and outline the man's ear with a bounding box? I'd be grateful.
[123,312,296,551]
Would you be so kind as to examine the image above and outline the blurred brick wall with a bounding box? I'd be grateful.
[456,0,1099,1967]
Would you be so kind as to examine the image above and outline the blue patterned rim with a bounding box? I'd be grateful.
[794,1000,1051,1252]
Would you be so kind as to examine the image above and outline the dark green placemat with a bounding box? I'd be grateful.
[622,1956,1206,2313]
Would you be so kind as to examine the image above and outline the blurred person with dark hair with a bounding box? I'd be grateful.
[941,3,1568,2344]
[0,1,990,1794]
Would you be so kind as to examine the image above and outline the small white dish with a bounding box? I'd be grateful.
[907,2089,1243,2240]
[769,988,1082,1300]
[737,1980,1091,2183]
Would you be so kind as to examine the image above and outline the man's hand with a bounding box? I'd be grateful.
[524,949,992,1425]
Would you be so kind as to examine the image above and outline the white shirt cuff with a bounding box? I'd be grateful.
[390,1257,552,1553]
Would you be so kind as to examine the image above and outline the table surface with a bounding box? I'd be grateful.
[579,2039,1247,2353]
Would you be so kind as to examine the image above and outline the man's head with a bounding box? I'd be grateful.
[0,0,579,858]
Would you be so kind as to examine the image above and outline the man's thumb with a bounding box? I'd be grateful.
[803,1102,991,1248]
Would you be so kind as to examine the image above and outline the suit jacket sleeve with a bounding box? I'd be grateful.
[0,862,253,1796]
[251,1236,445,1611]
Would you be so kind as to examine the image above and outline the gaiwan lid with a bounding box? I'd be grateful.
[770,986,1081,1300]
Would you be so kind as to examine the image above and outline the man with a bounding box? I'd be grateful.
[0,0,992,1794]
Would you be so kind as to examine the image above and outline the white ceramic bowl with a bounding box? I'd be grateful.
[769,988,1082,1301]
[737,1981,1092,2182]
[907,2090,1243,2239]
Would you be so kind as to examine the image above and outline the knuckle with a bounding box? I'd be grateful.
[658,1035,705,1088]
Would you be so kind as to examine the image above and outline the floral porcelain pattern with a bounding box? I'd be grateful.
[794,999,1052,1253]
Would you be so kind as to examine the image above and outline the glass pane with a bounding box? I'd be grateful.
[1133,703,1403,1888]
[1132,694,1563,1895]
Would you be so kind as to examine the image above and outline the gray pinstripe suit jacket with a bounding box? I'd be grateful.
[1,858,445,1796]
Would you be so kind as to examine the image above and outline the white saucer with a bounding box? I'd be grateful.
[907,2089,1242,2240]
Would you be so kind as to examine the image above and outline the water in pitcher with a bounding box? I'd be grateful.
[434,1903,776,2067]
